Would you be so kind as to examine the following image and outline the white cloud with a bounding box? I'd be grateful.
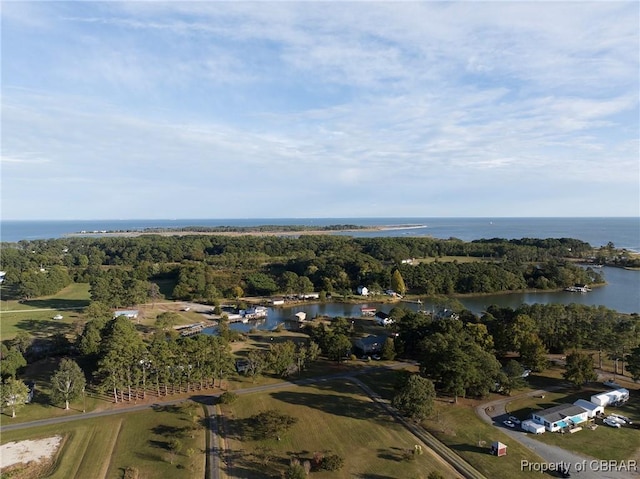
[1,1,638,219]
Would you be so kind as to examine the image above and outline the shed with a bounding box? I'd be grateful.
[521,420,545,434]
[490,441,507,456]
[573,399,604,418]
[357,286,369,296]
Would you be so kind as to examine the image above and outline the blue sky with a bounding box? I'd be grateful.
[1,1,638,220]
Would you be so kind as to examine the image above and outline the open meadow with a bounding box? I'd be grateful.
[219,378,456,479]
[0,402,206,479]
[0,283,91,340]
[357,368,544,479]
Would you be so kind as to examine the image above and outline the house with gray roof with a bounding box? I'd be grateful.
[531,403,589,432]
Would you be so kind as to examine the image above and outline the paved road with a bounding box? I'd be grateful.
[2,363,482,479]
[476,389,639,479]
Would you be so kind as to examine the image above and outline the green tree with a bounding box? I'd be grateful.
[155,312,181,331]
[78,320,104,357]
[248,409,298,440]
[625,346,640,381]
[1,378,30,417]
[50,358,86,410]
[326,334,352,362]
[268,341,297,377]
[563,351,597,388]
[10,331,33,355]
[381,337,396,360]
[0,346,27,379]
[390,269,407,295]
[246,349,267,382]
[392,374,436,421]
[519,334,548,372]
[97,317,146,402]
[499,360,527,395]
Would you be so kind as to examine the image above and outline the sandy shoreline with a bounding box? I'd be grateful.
[64,226,392,238]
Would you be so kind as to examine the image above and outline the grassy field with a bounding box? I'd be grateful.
[0,283,91,340]
[219,379,454,479]
[357,368,544,479]
[0,402,206,479]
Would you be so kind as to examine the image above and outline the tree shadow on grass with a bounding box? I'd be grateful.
[149,439,170,450]
[269,389,387,423]
[20,298,90,310]
[449,443,490,455]
[14,319,75,338]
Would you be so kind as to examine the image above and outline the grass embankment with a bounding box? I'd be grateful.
[357,368,544,479]
[219,379,454,479]
[0,402,206,479]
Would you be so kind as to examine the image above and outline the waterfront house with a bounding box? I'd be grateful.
[294,311,307,322]
[374,311,394,326]
[357,286,369,296]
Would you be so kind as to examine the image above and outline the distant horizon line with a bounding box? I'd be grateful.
[2,216,638,222]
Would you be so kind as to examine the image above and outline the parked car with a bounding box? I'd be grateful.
[503,420,516,428]
[607,415,626,425]
[604,418,621,428]
[508,416,521,425]
[610,413,632,424]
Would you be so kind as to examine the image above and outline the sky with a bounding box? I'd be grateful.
[1,1,639,220]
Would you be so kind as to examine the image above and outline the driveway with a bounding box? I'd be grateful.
[476,390,639,478]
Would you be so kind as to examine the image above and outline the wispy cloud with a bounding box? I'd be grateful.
[1,1,637,219]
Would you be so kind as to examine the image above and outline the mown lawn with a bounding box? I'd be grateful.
[0,402,206,479]
[357,368,545,479]
[0,283,91,340]
[219,379,454,479]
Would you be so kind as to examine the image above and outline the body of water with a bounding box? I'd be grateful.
[1,217,639,251]
[208,263,637,335]
[2,217,638,318]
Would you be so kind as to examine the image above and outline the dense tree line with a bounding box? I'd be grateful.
[1,234,608,302]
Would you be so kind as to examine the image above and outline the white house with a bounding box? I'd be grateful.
[573,399,604,418]
[375,311,394,326]
[531,404,589,432]
[357,286,369,296]
[113,310,139,319]
[294,311,307,322]
[591,388,629,407]
[521,419,545,434]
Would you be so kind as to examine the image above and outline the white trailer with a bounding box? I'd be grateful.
[521,419,545,434]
